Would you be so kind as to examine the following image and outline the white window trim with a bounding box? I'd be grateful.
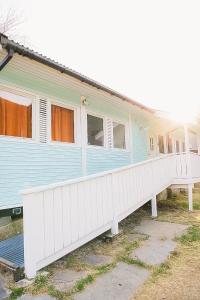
[0,90,36,141]
[86,110,106,148]
[112,118,129,151]
[49,100,79,146]
[149,136,154,151]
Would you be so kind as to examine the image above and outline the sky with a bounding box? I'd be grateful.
[1,0,200,122]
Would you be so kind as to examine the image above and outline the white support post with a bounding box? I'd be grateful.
[111,219,119,235]
[184,124,192,177]
[80,103,87,176]
[151,195,157,218]
[111,173,119,235]
[188,183,193,211]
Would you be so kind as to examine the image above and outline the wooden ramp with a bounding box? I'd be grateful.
[0,234,24,281]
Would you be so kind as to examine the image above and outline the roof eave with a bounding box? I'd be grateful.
[0,34,154,114]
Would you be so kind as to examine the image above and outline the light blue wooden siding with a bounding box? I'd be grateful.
[0,138,82,208]
[131,119,148,163]
[87,148,131,174]
[0,54,152,208]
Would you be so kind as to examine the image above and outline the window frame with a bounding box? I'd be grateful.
[112,119,128,150]
[50,100,78,145]
[149,136,154,151]
[0,89,35,141]
[86,111,106,148]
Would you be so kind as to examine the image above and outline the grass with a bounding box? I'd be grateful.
[151,262,170,280]
[179,225,200,244]
[34,274,48,289]
[134,188,200,300]
[74,274,94,292]
[121,256,149,268]
[9,287,24,299]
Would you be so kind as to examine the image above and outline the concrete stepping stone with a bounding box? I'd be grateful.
[134,220,188,240]
[126,233,148,242]
[74,262,149,300]
[50,269,87,292]
[131,238,177,265]
[0,276,10,299]
[19,295,55,300]
[83,254,113,266]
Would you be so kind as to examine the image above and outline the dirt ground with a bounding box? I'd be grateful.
[133,188,200,300]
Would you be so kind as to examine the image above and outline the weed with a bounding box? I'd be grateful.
[74,274,94,292]
[9,287,24,299]
[95,263,115,275]
[152,262,170,279]
[179,226,200,244]
[48,285,66,300]
[121,256,149,268]
[124,240,139,252]
[34,274,48,289]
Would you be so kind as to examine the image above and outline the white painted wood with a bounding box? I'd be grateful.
[151,195,157,218]
[80,104,87,175]
[22,152,200,278]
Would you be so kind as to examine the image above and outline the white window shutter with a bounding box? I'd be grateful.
[106,118,113,148]
[39,99,48,143]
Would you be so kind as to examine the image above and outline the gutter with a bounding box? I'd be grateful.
[0,33,154,113]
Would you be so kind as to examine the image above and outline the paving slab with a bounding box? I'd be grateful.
[126,233,148,242]
[131,238,177,265]
[83,254,113,266]
[0,276,10,299]
[19,295,55,300]
[134,220,188,239]
[51,269,88,292]
[74,262,149,300]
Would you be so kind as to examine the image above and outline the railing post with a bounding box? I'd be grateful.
[111,173,119,235]
[151,195,157,218]
[184,124,192,178]
[184,124,194,211]
[23,194,37,279]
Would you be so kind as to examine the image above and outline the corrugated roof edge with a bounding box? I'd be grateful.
[0,33,154,113]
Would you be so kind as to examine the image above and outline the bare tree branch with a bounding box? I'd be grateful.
[0,8,25,37]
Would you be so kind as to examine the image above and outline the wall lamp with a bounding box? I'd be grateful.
[81,96,89,106]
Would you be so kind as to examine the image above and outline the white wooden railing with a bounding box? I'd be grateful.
[22,153,200,278]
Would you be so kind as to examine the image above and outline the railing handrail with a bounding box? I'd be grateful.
[21,153,179,195]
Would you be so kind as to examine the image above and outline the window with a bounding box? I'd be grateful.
[149,137,154,151]
[167,135,173,153]
[158,135,164,153]
[176,140,180,153]
[0,97,32,138]
[87,114,104,146]
[113,122,126,149]
[182,142,185,152]
[51,104,74,143]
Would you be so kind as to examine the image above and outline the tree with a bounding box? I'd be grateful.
[0,8,24,37]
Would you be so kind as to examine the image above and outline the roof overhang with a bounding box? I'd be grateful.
[0,33,155,114]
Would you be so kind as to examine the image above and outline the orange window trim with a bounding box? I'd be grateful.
[51,104,74,143]
[0,97,32,138]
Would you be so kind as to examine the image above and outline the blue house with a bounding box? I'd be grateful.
[0,33,199,212]
[2,34,200,277]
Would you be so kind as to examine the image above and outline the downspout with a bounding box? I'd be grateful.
[0,34,14,71]
[0,48,14,71]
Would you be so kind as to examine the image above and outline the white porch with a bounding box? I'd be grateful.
[22,150,200,278]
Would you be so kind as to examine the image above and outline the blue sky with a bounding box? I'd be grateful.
[1,0,200,121]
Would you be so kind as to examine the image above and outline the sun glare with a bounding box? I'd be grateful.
[169,108,197,124]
